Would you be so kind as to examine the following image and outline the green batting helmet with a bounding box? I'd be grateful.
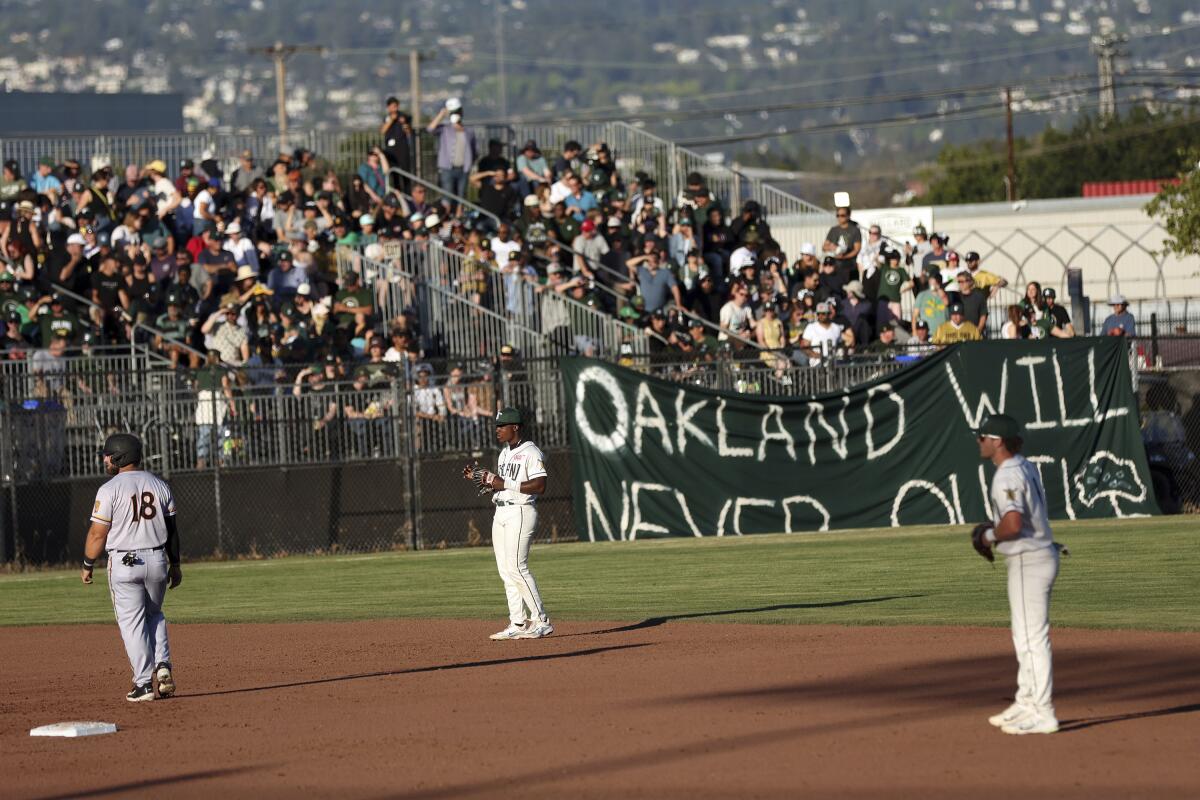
[102,433,143,468]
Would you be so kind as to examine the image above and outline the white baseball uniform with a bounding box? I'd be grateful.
[91,470,177,688]
[491,439,549,626]
[990,454,1058,718]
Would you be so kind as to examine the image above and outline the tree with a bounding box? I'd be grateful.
[1144,148,1200,260]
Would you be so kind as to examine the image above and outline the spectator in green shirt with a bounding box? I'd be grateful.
[38,295,83,346]
[332,270,374,335]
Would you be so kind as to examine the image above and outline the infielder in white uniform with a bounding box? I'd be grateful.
[462,407,553,641]
[81,434,183,702]
[971,414,1060,735]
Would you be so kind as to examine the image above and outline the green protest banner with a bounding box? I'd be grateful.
[564,339,1156,540]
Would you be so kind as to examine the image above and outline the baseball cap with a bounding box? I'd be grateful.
[915,319,929,330]
[1043,287,1057,299]
[240,149,254,160]
[974,413,1022,440]
[495,407,523,426]
[816,301,832,314]
[687,317,704,329]
[38,156,55,168]
[965,251,980,262]
[424,212,441,229]
[799,242,816,256]
[144,159,167,174]
[844,280,866,299]
[822,256,836,266]
[226,220,242,234]
[180,158,194,169]
[66,232,87,246]
[1109,294,1126,305]
[949,302,964,314]
[6,311,21,323]
[499,343,515,356]
[360,213,375,227]
[445,97,463,112]
[675,331,694,345]
[581,219,596,233]
[296,283,312,297]
[913,224,927,236]
[523,194,540,207]
[384,195,402,208]
[606,216,621,228]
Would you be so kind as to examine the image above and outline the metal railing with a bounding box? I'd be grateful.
[1,129,376,183]
[0,347,176,402]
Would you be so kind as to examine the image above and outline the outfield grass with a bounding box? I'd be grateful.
[1,516,1196,631]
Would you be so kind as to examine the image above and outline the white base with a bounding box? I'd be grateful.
[30,721,118,738]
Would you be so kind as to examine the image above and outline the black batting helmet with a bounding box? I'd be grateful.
[102,433,143,468]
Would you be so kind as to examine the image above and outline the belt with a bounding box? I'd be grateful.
[494,501,534,507]
[109,544,165,553]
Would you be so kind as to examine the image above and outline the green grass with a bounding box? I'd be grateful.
[1,516,1196,631]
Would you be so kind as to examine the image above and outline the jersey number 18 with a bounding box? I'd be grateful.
[129,492,157,524]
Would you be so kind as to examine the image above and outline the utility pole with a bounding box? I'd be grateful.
[409,49,422,129]
[1092,32,1128,118]
[495,1,508,119]
[1004,87,1017,202]
[250,42,323,149]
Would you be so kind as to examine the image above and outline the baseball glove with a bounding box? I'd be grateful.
[970,522,995,562]
[465,462,496,495]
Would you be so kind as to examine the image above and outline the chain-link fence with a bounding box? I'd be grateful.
[4,343,1199,565]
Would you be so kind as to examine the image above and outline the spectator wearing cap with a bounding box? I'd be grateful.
[196,230,238,312]
[912,319,934,353]
[38,293,83,346]
[516,140,551,197]
[964,251,1007,297]
[685,267,722,325]
[625,248,681,314]
[840,280,874,347]
[816,254,850,304]
[1041,288,1075,338]
[155,296,198,369]
[912,271,949,337]
[43,232,88,294]
[266,250,304,304]
[572,219,609,278]
[551,141,583,182]
[202,302,250,365]
[932,301,982,345]
[427,98,476,212]
[0,160,27,205]
[231,150,264,196]
[412,363,447,447]
[729,231,760,277]
[799,301,845,367]
[1102,294,1135,337]
[701,206,733,281]
[669,213,700,269]
[473,138,513,185]
[33,157,63,199]
[333,270,374,335]
[89,255,125,339]
[823,203,861,282]
[729,199,771,248]
[906,223,932,268]
[144,160,181,221]
[2,310,26,356]
[222,220,259,270]
[374,196,406,240]
[875,248,911,326]
[488,222,521,265]
[174,159,196,195]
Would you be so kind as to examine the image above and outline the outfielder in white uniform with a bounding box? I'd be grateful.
[973,413,1060,735]
[81,434,183,702]
[462,407,553,641]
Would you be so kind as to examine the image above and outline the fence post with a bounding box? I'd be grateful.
[211,390,224,556]
[401,369,422,550]
[0,403,11,565]
[1150,312,1159,368]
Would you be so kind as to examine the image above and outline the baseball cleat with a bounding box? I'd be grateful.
[489,622,530,640]
[126,684,155,702]
[516,621,554,639]
[155,663,175,698]
[988,703,1031,728]
[1001,713,1059,735]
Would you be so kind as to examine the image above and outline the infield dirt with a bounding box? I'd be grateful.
[3,620,1198,799]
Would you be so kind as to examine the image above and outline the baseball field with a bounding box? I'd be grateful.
[2,515,1198,798]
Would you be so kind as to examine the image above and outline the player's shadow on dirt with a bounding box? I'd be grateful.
[31,765,267,800]
[176,643,651,699]
[557,594,926,637]
[1058,702,1200,732]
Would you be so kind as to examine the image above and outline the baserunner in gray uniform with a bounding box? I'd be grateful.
[81,433,183,702]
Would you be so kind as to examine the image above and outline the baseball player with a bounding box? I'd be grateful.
[81,434,182,702]
[462,407,553,640]
[970,414,1060,735]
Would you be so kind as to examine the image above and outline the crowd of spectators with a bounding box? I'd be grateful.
[1,94,1146,470]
